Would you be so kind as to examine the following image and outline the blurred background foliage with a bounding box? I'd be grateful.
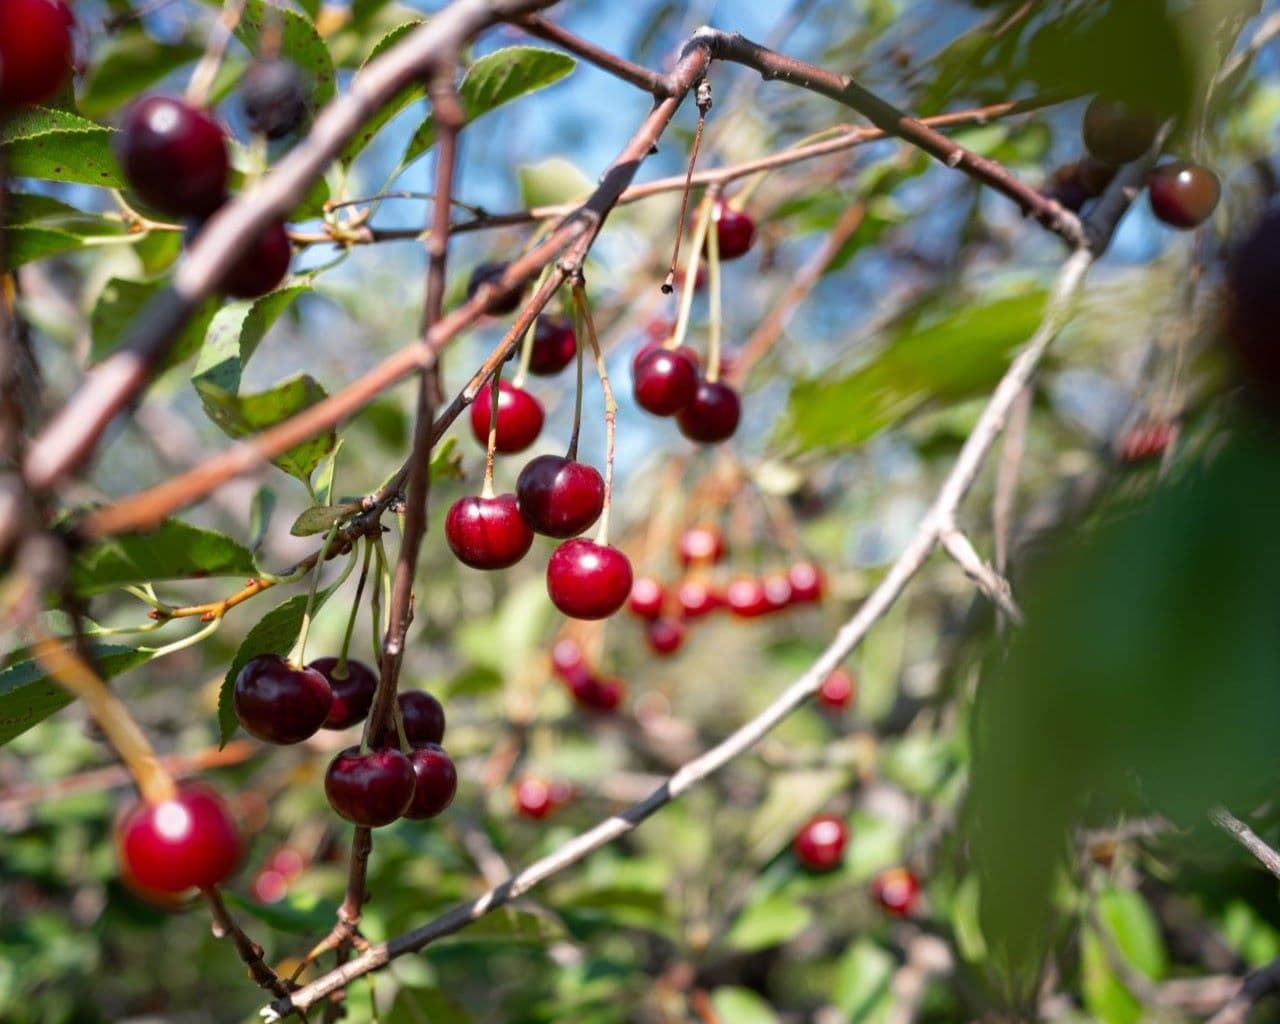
[4,0,1280,1021]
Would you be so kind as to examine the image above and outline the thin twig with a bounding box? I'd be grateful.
[939,523,1024,624]
[1211,806,1280,880]
[203,885,293,999]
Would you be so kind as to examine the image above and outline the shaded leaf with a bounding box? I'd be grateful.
[724,895,813,953]
[289,501,361,537]
[71,520,258,596]
[223,889,338,935]
[90,278,219,367]
[518,156,593,208]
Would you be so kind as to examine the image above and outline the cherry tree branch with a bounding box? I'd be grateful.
[1211,806,1280,880]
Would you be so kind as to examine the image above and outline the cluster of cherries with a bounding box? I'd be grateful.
[233,653,457,827]
[1046,97,1221,231]
[791,816,922,916]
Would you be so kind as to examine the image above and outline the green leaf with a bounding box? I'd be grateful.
[290,501,361,537]
[218,593,309,744]
[517,157,593,208]
[1095,887,1167,981]
[724,894,813,953]
[338,21,426,164]
[744,769,849,866]
[1,227,86,268]
[385,988,472,1024]
[834,940,896,1024]
[90,278,219,367]
[249,486,276,553]
[79,28,202,119]
[0,645,152,746]
[2,107,125,187]
[708,988,779,1024]
[1081,926,1141,1024]
[223,889,338,935]
[434,907,564,946]
[234,0,337,106]
[399,47,575,171]
[71,519,259,596]
[193,284,312,394]
[313,438,343,503]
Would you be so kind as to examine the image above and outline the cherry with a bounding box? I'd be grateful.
[469,380,544,453]
[516,455,605,538]
[398,690,446,746]
[676,379,741,444]
[817,668,856,711]
[269,847,306,879]
[240,58,310,139]
[0,0,73,108]
[233,654,332,744]
[1045,159,1117,211]
[309,657,378,730]
[118,96,229,218]
[709,200,757,261]
[551,637,588,680]
[870,867,921,917]
[324,746,416,827]
[252,869,289,903]
[467,261,525,315]
[762,573,793,612]
[644,318,675,343]
[445,493,534,570]
[1119,421,1174,464]
[677,578,722,619]
[116,784,241,893]
[633,346,699,417]
[546,539,633,620]
[1082,97,1158,166]
[1148,161,1221,230]
[628,575,665,619]
[514,777,557,819]
[787,561,825,604]
[678,525,724,566]
[567,673,625,713]
[726,577,770,619]
[403,743,457,820]
[793,814,848,872]
[528,316,578,376]
[645,617,686,656]
[218,218,292,299]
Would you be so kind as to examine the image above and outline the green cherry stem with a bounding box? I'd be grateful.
[513,264,555,387]
[335,539,374,678]
[141,615,223,660]
[706,197,723,384]
[287,522,343,666]
[668,191,716,354]
[572,280,617,547]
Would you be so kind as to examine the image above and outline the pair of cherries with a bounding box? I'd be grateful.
[550,637,625,713]
[632,343,742,444]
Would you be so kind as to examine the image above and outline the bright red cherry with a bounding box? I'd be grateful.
[528,316,577,376]
[1148,161,1221,230]
[398,691,446,746]
[324,746,415,827]
[469,380,544,453]
[793,814,848,872]
[676,380,741,444]
[445,493,534,570]
[116,784,241,893]
[678,525,724,566]
[1082,97,1158,166]
[726,577,769,619]
[762,573,793,612]
[677,579,721,619]
[567,673,625,713]
[467,261,525,315]
[403,743,457,820]
[633,347,699,416]
[546,539,633,620]
[516,455,604,538]
[118,96,229,217]
[514,777,572,819]
[817,668,856,711]
[870,867,921,917]
[787,561,825,604]
[1119,421,1174,464]
[646,617,686,656]
[220,219,291,298]
[628,575,665,619]
[309,657,377,730]
[0,0,73,108]
[233,654,332,744]
[709,200,757,260]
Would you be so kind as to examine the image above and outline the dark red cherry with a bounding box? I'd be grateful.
[678,525,724,566]
[1148,162,1221,230]
[793,814,848,872]
[870,867,921,917]
[726,577,769,619]
[324,746,415,827]
[676,380,741,443]
[469,380,544,453]
[116,784,241,893]
[309,657,378,730]
[1082,97,1158,166]
[628,575,665,619]
[0,0,73,108]
[516,455,604,538]
[240,58,310,139]
[220,219,291,298]
[817,668,856,711]
[1119,421,1174,464]
[546,539,633,620]
[233,654,332,744]
[709,200,756,260]
[514,777,556,819]
[528,316,578,376]
[762,573,793,612]
[567,673,625,713]
[787,561,825,604]
[677,579,722,619]
[398,691,446,746]
[645,617,686,656]
[467,261,525,315]
[118,95,229,217]
[445,493,534,570]
[633,347,699,416]
[403,743,457,820]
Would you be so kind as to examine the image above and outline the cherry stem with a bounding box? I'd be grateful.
[288,522,343,666]
[663,77,713,294]
[336,539,375,676]
[185,0,247,108]
[140,615,222,660]
[481,369,501,500]
[706,199,723,384]
[566,303,587,462]
[369,535,390,664]
[572,280,616,547]
[669,192,716,353]
[513,265,555,387]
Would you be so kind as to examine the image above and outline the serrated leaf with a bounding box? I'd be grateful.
[71,520,259,596]
[708,988,779,1024]
[79,28,203,118]
[223,889,338,935]
[234,0,337,105]
[338,20,426,164]
[2,107,125,187]
[218,593,310,743]
[193,284,312,394]
[724,895,813,953]
[90,278,219,367]
[289,501,361,537]
[0,645,152,746]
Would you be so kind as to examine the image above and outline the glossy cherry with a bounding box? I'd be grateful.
[116,784,241,893]
[118,95,229,217]
[469,380,544,453]
[817,668,856,711]
[646,617,686,656]
[546,539,633,620]
[324,746,416,827]
[567,673,624,713]
[678,525,724,566]
[870,867,921,917]
[1082,97,1158,166]
[528,316,578,376]
[467,261,525,315]
[633,347,699,416]
[710,200,757,260]
[726,577,770,619]
[309,657,378,730]
[787,561,825,604]
[403,743,457,820]
[398,690,446,746]
[220,219,291,298]
[0,0,73,108]
[516,454,604,538]
[233,654,332,744]
[793,814,848,872]
[241,58,310,139]
[445,493,534,570]
[677,578,721,619]
[628,575,665,619]
[677,380,741,444]
[1148,162,1221,230]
